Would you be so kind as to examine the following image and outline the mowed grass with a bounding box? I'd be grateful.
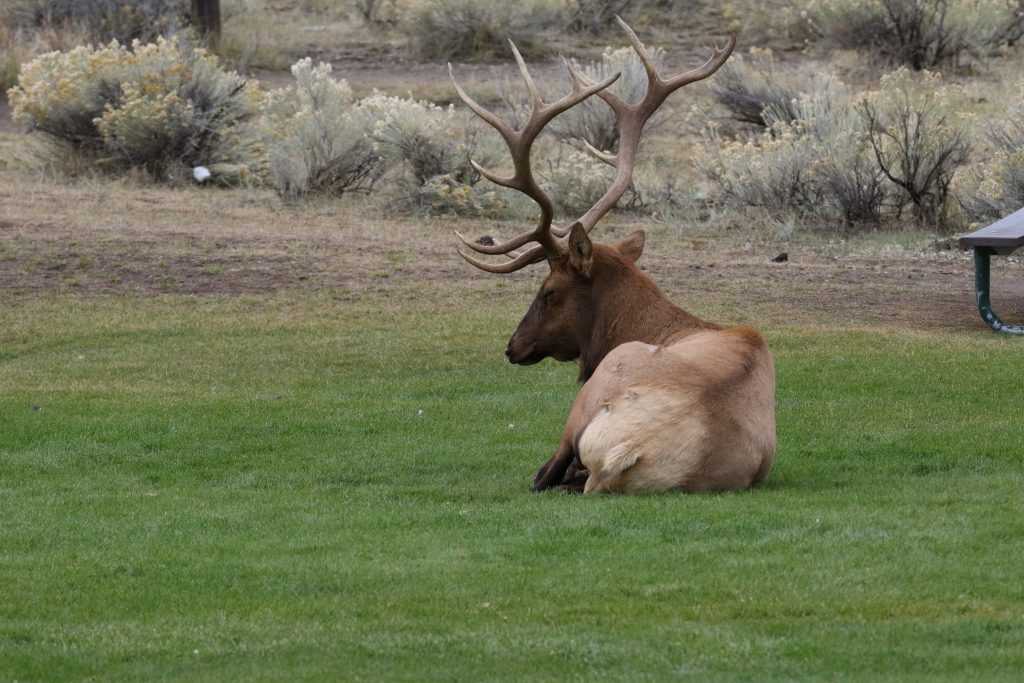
[1,293,1023,682]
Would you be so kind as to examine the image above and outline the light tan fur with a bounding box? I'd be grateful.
[572,328,776,493]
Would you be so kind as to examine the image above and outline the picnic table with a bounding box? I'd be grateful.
[959,208,1024,335]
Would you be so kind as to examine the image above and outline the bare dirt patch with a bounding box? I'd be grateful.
[624,242,1022,332]
[1,183,1020,334]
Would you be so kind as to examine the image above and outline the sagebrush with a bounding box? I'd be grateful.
[2,0,189,44]
[698,67,970,228]
[805,0,1024,69]
[709,48,799,129]
[400,0,556,60]
[260,59,383,199]
[962,81,1024,221]
[364,92,505,215]
[858,68,970,226]
[8,36,263,181]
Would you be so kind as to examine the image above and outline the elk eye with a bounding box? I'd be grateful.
[543,289,555,303]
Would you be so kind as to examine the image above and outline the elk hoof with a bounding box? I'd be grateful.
[555,477,587,493]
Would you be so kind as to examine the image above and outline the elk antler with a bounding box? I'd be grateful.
[568,17,736,234]
[449,43,620,273]
[452,20,735,273]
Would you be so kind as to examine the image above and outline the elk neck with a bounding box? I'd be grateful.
[577,249,719,382]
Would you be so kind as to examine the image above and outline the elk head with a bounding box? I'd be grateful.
[505,223,646,365]
[449,19,734,370]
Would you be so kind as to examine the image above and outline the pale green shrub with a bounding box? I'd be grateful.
[3,0,188,44]
[261,59,383,199]
[968,151,1024,221]
[537,147,615,217]
[363,92,505,213]
[803,0,1024,69]
[567,0,634,34]
[968,82,1024,219]
[260,59,505,212]
[8,41,127,150]
[699,79,880,222]
[699,121,824,214]
[9,36,263,181]
[399,0,557,60]
[555,45,667,153]
[858,68,970,225]
[721,0,813,45]
[709,48,799,129]
[699,67,970,228]
[363,94,472,185]
[769,81,888,224]
[417,174,505,218]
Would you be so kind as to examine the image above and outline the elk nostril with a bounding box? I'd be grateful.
[505,347,512,358]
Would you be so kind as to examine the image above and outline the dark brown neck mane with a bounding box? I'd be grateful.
[577,247,719,381]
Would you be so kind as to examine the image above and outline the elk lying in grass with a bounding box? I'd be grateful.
[450,19,776,493]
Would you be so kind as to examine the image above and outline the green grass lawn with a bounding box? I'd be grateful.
[2,294,1023,682]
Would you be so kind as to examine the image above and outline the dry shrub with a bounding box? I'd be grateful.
[1,26,41,93]
[963,85,1024,221]
[804,0,1024,69]
[362,92,505,214]
[416,174,505,218]
[0,21,92,93]
[364,95,472,186]
[698,68,969,229]
[709,48,799,129]
[722,0,1024,66]
[261,59,383,199]
[536,147,615,218]
[721,0,815,46]
[858,68,970,226]
[3,0,188,44]
[8,37,263,181]
[568,0,634,34]
[351,0,402,25]
[699,79,861,220]
[399,0,559,60]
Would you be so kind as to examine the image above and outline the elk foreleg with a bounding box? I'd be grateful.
[532,385,598,491]
[557,457,589,492]
[531,436,578,492]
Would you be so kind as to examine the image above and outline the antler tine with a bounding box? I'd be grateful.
[454,229,540,256]
[469,159,515,191]
[458,245,547,273]
[614,15,659,85]
[665,34,738,89]
[568,19,736,236]
[563,60,619,168]
[581,139,618,167]
[448,64,515,145]
[449,48,620,273]
[509,40,543,107]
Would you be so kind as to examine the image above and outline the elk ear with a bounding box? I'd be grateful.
[614,230,645,263]
[567,222,593,278]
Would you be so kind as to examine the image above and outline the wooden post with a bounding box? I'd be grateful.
[190,0,222,49]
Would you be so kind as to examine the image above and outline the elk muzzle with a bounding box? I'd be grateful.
[505,334,542,365]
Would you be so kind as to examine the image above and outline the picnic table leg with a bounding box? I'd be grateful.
[973,247,1024,335]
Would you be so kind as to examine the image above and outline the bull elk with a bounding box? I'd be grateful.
[450,19,776,493]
